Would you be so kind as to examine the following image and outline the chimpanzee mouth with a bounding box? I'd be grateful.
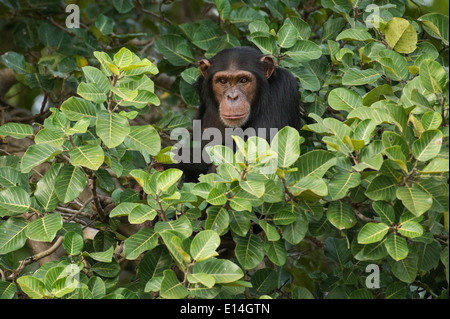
[222,113,248,119]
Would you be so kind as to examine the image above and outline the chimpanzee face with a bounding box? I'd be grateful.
[199,56,274,128]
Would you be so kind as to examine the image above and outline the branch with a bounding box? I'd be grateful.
[10,236,64,280]
[136,0,172,25]
[354,207,378,223]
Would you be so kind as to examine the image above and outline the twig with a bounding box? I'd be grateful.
[89,174,107,223]
[281,176,297,203]
[10,236,64,280]
[136,0,172,25]
[354,207,378,223]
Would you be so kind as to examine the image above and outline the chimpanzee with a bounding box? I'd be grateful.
[169,46,302,181]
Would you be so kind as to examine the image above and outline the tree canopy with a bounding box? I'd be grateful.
[0,0,448,300]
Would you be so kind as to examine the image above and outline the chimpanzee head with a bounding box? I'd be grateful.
[198,47,274,128]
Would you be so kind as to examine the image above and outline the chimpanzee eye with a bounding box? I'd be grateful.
[219,78,227,84]
[240,77,249,84]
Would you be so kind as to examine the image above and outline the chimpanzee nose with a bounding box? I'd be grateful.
[227,90,239,101]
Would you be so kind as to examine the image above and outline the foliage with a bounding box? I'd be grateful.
[0,0,448,299]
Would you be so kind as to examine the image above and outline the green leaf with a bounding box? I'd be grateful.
[181,67,201,85]
[273,210,296,226]
[123,228,159,260]
[205,206,229,235]
[68,144,104,171]
[281,209,308,245]
[365,175,397,201]
[0,217,28,254]
[109,202,139,218]
[207,187,228,206]
[385,282,407,299]
[290,176,328,200]
[363,84,395,106]
[398,221,423,239]
[372,201,396,225]
[155,34,194,67]
[327,87,362,112]
[187,273,215,288]
[77,82,107,104]
[259,220,280,241]
[396,187,432,217]
[234,234,264,270]
[384,17,417,54]
[358,223,390,244]
[156,168,183,193]
[336,28,373,41]
[328,172,361,200]
[270,126,300,168]
[418,13,449,45]
[35,163,63,212]
[114,47,133,68]
[0,123,33,139]
[96,110,130,148]
[292,286,315,299]
[190,230,220,262]
[277,24,299,48]
[93,51,114,76]
[327,201,356,230]
[63,231,84,255]
[82,66,110,94]
[60,97,97,121]
[348,289,374,299]
[264,239,287,266]
[160,269,188,299]
[321,0,351,14]
[239,180,265,198]
[324,237,351,267]
[191,258,244,284]
[1,51,27,74]
[55,165,87,203]
[0,167,19,188]
[287,40,322,62]
[295,150,336,179]
[385,234,408,261]
[95,14,115,35]
[251,268,278,295]
[251,36,278,56]
[124,125,161,156]
[420,158,449,174]
[112,0,133,13]
[129,204,157,224]
[416,240,441,272]
[342,68,381,86]
[82,246,114,262]
[155,215,193,239]
[17,276,44,299]
[91,260,120,278]
[421,112,442,131]
[419,59,446,94]
[0,186,30,216]
[26,213,62,242]
[0,280,17,299]
[284,16,310,40]
[290,65,321,91]
[20,143,61,173]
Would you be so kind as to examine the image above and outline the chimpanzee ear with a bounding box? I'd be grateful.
[260,56,275,79]
[199,59,211,78]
